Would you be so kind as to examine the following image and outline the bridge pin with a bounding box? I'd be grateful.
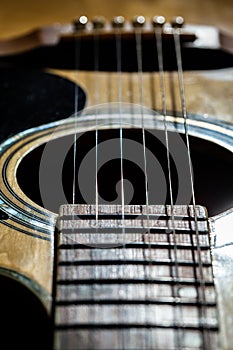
[112,16,125,28]
[132,15,146,27]
[73,15,88,31]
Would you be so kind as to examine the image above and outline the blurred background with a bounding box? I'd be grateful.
[0,0,232,38]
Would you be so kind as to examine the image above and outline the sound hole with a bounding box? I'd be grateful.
[17,128,233,217]
[0,68,86,143]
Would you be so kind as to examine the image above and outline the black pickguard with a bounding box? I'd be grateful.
[0,68,86,142]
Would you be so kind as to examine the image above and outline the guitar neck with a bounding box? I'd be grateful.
[53,204,219,349]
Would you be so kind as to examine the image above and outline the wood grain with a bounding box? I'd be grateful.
[0,0,232,39]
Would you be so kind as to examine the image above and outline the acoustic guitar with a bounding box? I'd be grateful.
[0,12,232,350]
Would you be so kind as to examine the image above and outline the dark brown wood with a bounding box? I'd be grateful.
[0,20,227,57]
[0,22,196,56]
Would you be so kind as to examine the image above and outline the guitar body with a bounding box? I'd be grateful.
[0,1,233,349]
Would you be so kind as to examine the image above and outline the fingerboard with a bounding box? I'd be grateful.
[53,204,219,350]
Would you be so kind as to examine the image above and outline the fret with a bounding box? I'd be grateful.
[60,232,210,246]
[60,204,207,218]
[60,218,208,231]
[58,259,212,267]
[55,304,218,326]
[60,231,210,245]
[55,299,217,307]
[57,278,215,287]
[56,284,216,303]
[57,264,213,281]
[54,328,218,350]
[55,323,219,330]
[59,246,212,263]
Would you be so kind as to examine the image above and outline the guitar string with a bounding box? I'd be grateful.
[62,30,85,344]
[154,24,183,348]
[135,25,153,349]
[72,30,81,294]
[93,28,100,347]
[114,26,127,349]
[115,28,131,349]
[173,26,210,348]
[63,30,82,345]
[115,30,125,222]
[72,35,81,205]
[94,33,99,222]
[53,30,81,346]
